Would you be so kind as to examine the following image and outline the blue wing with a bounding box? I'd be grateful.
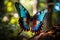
[15,2,30,30]
[32,9,48,32]
[37,9,48,21]
[15,2,30,18]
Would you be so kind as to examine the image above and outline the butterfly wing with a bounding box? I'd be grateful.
[15,2,30,30]
[32,9,48,32]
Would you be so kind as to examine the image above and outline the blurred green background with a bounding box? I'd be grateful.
[0,0,60,40]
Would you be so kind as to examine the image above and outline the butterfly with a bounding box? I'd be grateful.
[15,2,48,33]
[54,2,60,12]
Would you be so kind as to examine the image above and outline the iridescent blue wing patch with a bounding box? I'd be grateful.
[15,2,30,18]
